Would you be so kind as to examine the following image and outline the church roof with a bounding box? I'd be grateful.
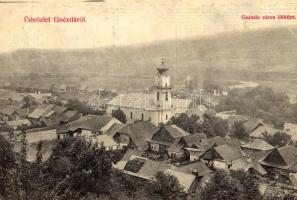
[107,92,190,111]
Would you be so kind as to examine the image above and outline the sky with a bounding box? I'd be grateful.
[1,0,297,53]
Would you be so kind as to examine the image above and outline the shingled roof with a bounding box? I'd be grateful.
[241,138,274,151]
[105,123,125,137]
[164,125,191,138]
[214,144,244,164]
[114,154,196,193]
[117,121,158,147]
[62,114,113,132]
[260,145,297,170]
[177,161,211,177]
[181,133,207,147]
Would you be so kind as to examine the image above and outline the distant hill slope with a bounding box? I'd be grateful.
[1,26,297,80]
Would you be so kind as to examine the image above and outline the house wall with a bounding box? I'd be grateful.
[81,130,94,138]
[26,130,57,143]
[150,142,160,152]
[106,105,173,126]
[167,150,184,158]
[213,160,227,170]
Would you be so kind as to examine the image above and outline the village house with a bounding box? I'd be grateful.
[200,144,245,170]
[178,133,207,148]
[114,154,198,194]
[242,119,283,140]
[25,128,57,144]
[113,121,158,150]
[146,125,190,158]
[241,138,274,155]
[176,160,212,179]
[28,104,56,124]
[14,107,32,120]
[185,136,241,162]
[56,110,81,125]
[106,63,191,126]
[284,122,297,141]
[89,134,121,151]
[243,150,271,177]
[6,119,32,130]
[57,114,122,139]
[259,145,297,185]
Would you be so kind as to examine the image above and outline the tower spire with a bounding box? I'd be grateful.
[161,57,165,67]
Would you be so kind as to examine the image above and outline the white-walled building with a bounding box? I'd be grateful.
[106,63,190,126]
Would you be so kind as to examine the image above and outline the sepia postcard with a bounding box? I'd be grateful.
[1,0,297,199]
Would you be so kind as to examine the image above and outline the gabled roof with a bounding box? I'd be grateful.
[114,155,196,193]
[105,123,125,137]
[245,162,268,176]
[241,138,274,151]
[167,140,184,152]
[63,114,113,132]
[47,106,68,119]
[14,107,31,117]
[214,144,244,164]
[243,119,263,133]
[176,161,211,177]
[164,125,191,138]
[28,104,55,119]
[57,110,79,123]
[260,145,297,169]
[117,121,158,147]
[120,149,144,162]
[250,124,282,138]
[181,133,207,147]
[194,136,241,152]
[164,169,196,193]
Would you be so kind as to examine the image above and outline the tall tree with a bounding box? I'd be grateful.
[152,171,184,200]
[262,131,292,147]
[231,121,248,139]
[200,170,262,200]
[112,109,127,124]
[202,113,228,137]
[170,113,202,134]
[0,135,15,196]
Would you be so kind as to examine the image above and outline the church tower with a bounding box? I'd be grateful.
[155,59,172,110]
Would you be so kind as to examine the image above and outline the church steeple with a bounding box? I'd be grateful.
[155,58,172,109]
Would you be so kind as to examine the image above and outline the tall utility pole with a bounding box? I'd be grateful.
[144,88,149,109]
[199,89,204,110]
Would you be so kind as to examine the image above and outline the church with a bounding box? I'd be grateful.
[106,62,190,126]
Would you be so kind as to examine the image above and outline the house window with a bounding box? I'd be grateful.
[165,92,168,101]
[157,92,160,100]
[141,113,144,121]
[166,114,168,120]
[149,117,151,121]
[130,112,133,119]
